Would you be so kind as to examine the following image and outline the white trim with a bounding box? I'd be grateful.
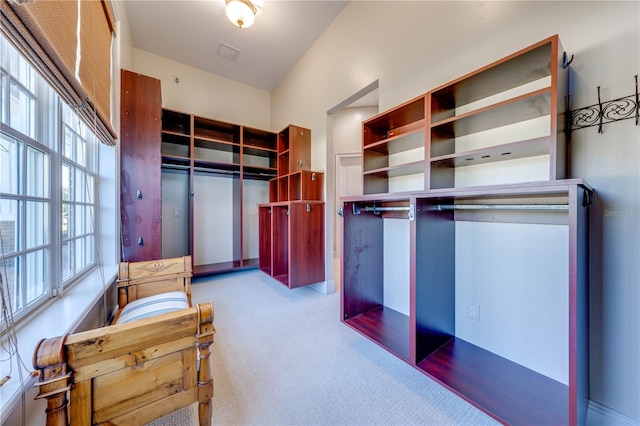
[588,400,640,425]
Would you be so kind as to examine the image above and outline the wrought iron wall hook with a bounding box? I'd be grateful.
[562,52,574,69]
[570,75,640,133]
[635,74,639,126]
[597,86,604,133]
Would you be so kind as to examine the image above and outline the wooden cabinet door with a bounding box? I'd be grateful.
[288,202,324,288]
[120,70,162,261]
[288,125,311,172]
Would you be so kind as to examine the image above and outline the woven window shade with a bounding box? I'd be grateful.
[0,0,117,146]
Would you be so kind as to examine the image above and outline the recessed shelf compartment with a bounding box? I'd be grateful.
[162,109,191,135]
[430,89,551,137]
[363,96,425,146]
[341,196,413,361]
[429,41,554,124]
[362,95,426,195]
[194,117,239,144]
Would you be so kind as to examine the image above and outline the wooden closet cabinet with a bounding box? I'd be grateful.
[120,69,279,274]
[160,108,277,276]
[259,201,325,288]
[341,180,592,425]
[120,70,162,262]
[341,35,593,426]
[259,125,325,288]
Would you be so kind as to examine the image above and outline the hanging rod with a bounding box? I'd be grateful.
[351,204,415,221]
[363,206,410,213]
[433,204,569,211]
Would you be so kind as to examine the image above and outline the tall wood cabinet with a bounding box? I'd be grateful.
[258,126,326,288]
[340,35,592,425]
[120,70,162,262]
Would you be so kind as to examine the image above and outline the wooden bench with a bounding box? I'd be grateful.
[33,256,215,426]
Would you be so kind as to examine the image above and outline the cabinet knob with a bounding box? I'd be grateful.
[337,206,344,217]
[298,160,303,168]
[136,190,143,200]
[138,237,144,247]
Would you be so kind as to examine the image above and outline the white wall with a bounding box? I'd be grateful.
[130,49,271,130]
[270,1,640,421]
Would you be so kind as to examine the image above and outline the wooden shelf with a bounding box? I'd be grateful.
[429,40,553,123]
[364,122,425,154]
[193,260,258,277]
[363,161,425,178]
[363,95,425,146]
[417,338,568,425]
[430,136,551,167]
[430,89,551,138]
[344,306,410,362]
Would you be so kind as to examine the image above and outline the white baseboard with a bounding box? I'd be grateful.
[588,400,640,425]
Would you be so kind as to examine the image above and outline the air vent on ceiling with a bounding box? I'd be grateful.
[217,42,240,61]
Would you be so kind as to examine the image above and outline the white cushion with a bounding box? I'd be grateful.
[116,291,189,324]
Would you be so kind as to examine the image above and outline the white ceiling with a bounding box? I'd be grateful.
[123,0,349,92]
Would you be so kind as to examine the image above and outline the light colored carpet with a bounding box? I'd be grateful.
[150,269,500,426]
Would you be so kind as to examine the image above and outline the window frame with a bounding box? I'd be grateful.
[0,34,100,325]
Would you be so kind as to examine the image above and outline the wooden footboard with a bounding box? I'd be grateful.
[117,255,193,310]
[33,302,215,426]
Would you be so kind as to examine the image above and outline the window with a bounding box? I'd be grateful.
[0,33,99,322]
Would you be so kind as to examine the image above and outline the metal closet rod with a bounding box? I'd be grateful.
[433,204,569,211]
[352,204,569,212]
[363,206,410,213]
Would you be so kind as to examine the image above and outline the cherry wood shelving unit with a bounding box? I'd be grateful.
[160,108,277,276]
[258,125,326,288]
[341,36,592,425]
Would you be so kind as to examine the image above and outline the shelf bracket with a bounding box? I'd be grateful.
[570,75,639,133]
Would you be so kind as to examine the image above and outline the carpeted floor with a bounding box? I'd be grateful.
[150,269,499,426]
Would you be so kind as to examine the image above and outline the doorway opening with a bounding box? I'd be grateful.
[325,81,379,292]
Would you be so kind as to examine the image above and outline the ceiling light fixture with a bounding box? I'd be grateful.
[225,0,257,29]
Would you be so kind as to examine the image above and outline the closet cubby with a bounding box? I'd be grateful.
[362,95,426,195]
[242,127,277,179]
[259,201,325,288]
[341,196,413,362]
[161,109,191,170]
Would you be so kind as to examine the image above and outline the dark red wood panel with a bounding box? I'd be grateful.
[417,338,569,425]
[120,70,162,261]
[288,202,324,288]
[345,306,410,362]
